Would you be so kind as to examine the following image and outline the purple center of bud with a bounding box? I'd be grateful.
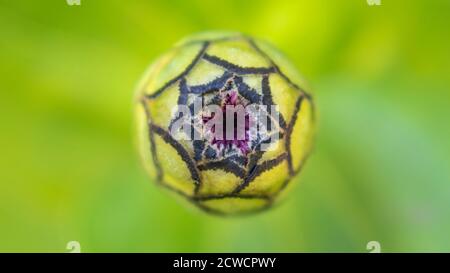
[202,90,251,155]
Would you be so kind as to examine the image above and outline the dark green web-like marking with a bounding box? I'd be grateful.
[139,36,314,215]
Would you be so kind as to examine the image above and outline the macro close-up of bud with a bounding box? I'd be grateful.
[1,0,449,256]
[135,32,315,215]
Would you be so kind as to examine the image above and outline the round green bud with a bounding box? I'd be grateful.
[135,32,315,215]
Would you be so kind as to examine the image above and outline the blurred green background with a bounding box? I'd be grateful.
[1,0,449,252]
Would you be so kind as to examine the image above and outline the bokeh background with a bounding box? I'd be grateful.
[1,0,449,252]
